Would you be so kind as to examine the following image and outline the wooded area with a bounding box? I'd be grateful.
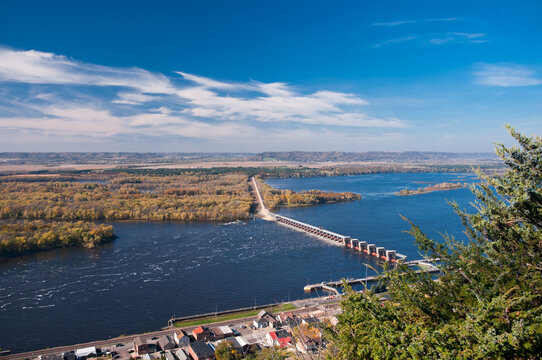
[0,221,115,257]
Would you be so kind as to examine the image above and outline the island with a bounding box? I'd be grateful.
[395,182,467,196]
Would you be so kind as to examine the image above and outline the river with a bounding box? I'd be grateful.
[0,172,477,352]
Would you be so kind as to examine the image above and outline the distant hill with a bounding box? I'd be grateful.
[253,151,500,164]
[0,152,253,165]
[0,151,500,167]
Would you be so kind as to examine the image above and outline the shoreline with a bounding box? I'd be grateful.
[1,296,337,359]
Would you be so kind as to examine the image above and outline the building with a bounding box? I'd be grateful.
[216,336,250,355]
[296,338,317,353]
[211,326,235,340]
[257,310,279,328]
[266,329,292,348]
[253,317,269,328]
[134,336,149,356]
[302,316,319,325]
[278,312,301,327]
[174,349,189,360]
[188,341,215,360]
[174,329,191,346]
[74,347,97,359]
[164,351,176,360]
[63,352,77,360]
[158,335,176,351]
[193,326,213,342]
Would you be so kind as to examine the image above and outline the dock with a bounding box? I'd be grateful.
[304,260,440,294]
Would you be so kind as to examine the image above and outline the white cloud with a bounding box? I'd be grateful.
[113,92,156,105]
[0,47,175,94]
[474,64,542,87]
[0,47,409,150]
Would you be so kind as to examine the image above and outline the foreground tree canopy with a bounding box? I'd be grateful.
[328,127,541,359]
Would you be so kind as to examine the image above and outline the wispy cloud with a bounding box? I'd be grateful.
[372,32,487,48]
[371,36,418,48]
[371,18,459,27]
[0,47,408,150]
[473,63,542,87]
[427,32,487,45]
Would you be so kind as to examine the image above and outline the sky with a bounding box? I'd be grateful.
[0,0,541,152]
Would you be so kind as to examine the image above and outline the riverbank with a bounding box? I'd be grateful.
[1,296,336,359]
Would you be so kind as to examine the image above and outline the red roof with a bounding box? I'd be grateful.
[268,331,278,340]
[277,337,292,348]
[193,326,205,334]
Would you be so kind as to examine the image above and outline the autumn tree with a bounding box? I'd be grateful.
[214,340,241,360]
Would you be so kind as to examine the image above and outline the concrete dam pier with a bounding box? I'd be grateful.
[275,215,406,263]
[250,176,406,264]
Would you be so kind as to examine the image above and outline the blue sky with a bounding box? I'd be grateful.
[0,0,541,152]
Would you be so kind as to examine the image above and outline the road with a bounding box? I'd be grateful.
[248,176,276,221]
[2,302,333,360]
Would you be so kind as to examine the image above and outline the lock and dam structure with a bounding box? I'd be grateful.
[249,177,439,295]
[250,176,407,263]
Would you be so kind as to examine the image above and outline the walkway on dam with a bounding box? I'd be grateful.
[249,176,276,221]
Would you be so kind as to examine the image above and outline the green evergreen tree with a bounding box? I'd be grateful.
[327,127,542,359]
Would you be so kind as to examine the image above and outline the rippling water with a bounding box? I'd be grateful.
[0,172,477,352]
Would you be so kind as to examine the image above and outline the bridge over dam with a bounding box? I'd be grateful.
[249,177,407,264]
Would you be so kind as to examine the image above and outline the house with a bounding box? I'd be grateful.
[278,312,301,327]
[188,341,215,360]
[216,336,249,355]
[164,351,176,360]
[253,317,269,328]
[158,335,176,351]
[134,336,149,356]
[266,329,292,347]
[302,316,319,325]
[63,352,77,360]
[277,336,293,349]
[193,326,213,342]
[296,338,317,353]
[174,349,189,360]
[74,347,97,359]
[211,326,235,340]
[257,310,279,328]
[174,329,191,346]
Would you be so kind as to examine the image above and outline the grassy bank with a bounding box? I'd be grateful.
[173,303,297,327]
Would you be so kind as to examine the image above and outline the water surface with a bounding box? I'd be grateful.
[0,173,477,352]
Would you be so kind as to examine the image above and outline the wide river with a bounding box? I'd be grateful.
[0,173,477,352]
